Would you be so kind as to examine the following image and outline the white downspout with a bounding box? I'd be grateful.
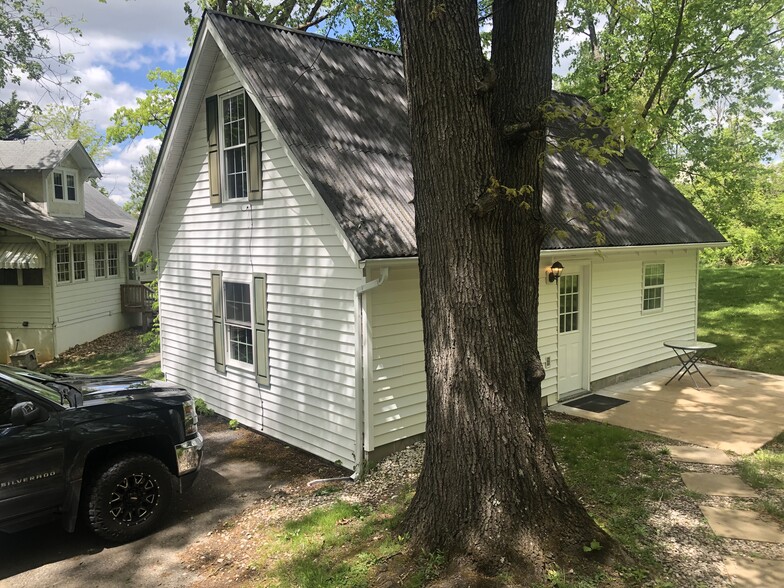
[351,265,388,479]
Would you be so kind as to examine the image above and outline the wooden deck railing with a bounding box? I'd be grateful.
[121,283,156,314]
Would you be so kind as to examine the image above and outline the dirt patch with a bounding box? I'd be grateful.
[45,328,147,366]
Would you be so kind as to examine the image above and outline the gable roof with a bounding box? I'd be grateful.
[134,11,725,260]
[0,140,101,179]
[0,183,135,242]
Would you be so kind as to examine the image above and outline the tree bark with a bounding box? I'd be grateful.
[396,0,618,577]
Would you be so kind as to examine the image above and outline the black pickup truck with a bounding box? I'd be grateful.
[0,365,203,542]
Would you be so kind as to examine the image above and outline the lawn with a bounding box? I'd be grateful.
[698,265,784,375]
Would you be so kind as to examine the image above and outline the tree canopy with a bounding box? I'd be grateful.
[0,0,80,92]
[29,92,111,165]
[0,91,32,140]
[557,0,784,263]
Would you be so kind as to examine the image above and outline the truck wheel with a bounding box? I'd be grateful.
[87,453,173,542]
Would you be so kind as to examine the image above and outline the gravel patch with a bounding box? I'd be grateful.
[182,430,783,587]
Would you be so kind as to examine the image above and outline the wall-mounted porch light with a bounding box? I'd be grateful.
[547,261,564,284]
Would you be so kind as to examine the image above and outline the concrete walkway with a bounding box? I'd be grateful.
[119,352,161,376]
[550,364,784,454]
[665,444,784,587]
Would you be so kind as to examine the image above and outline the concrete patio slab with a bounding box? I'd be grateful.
[681,472,756,497]
[700,506,784,543]
[550,365,784,454]
[668,445,733,465]
[724,557,784,588]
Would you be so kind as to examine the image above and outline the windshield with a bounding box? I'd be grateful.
[0,370,67,406]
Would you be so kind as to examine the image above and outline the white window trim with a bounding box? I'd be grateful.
[223,279,254,370]
[51,167,80,203]
[219,90,249,203]
[642,262,665,314]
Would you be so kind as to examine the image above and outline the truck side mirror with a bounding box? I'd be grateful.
[10,401,46,426]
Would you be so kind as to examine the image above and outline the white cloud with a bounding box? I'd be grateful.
[101,137,161,205]
[0,0,193,202]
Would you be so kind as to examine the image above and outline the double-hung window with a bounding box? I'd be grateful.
[66,174,76,200]
[211,272,269,384]
[94,244,106,278]
[72,244,86,281]
[224,282,253,366]
[221,92,248,200]
[56,245,71,283]
[107,243,119,277]
[53,173,64,200]
[642,263,665,312]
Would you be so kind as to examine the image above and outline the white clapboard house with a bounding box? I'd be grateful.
[0,140,153,363]
[132,12,726,471]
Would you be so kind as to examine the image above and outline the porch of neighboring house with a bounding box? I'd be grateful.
[550,364,784,455]
[120,283,157,329]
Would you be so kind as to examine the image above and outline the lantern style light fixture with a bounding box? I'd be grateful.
[547,261,564,284]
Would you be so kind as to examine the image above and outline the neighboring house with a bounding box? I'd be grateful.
[132,12,726,471]
[0,139,144,364]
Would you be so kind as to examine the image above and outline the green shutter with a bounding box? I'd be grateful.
[246,92,262,202]
[253,273,269,385]
[211,271,225,373]
[206,95,221,205]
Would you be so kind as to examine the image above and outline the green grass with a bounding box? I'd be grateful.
[141,364,164,380]
[547,418,680,581]
[48,347,148,375]
[249,494,415,588]
[243,421,676,587]
[737,432,784,522]
[698,265,784,375]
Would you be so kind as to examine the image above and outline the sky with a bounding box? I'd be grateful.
[6,0,194,206]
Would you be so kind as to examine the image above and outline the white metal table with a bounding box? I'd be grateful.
[663,340,716,389]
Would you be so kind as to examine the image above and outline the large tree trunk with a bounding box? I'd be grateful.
[396,0,618,577]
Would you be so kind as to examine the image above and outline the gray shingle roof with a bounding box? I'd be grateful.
[208,12,725,259]
[0,140,100,178]
[0,183,135,241]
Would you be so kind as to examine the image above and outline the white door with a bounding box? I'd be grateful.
[557,271,584,397]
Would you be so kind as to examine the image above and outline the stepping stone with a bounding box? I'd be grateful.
[682,472,757,497]
[724,557,784,587]
[668,445,733,465]
[701,506,784,543]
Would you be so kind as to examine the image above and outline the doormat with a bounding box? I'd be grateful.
[563,394,629,413]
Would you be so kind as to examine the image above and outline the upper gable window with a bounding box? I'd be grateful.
[220,92,248,200]
[53,169,78,202]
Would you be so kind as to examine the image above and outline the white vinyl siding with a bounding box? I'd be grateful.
[367,265,426,450]
[156,53,362,467]
[537,271,559,403]
[367,263,561,450]
[590,250,698,382]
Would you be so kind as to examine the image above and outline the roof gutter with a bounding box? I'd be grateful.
[541,242,729,256]
[352,265,389,478]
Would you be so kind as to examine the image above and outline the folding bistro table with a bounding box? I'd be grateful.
[663,340,716,388]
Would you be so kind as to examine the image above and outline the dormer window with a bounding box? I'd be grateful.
[53,169,78,201]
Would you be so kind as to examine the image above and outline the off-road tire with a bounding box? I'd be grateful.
[87,453,173,542]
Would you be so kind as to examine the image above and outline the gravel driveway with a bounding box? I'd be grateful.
[0,417,344,588]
